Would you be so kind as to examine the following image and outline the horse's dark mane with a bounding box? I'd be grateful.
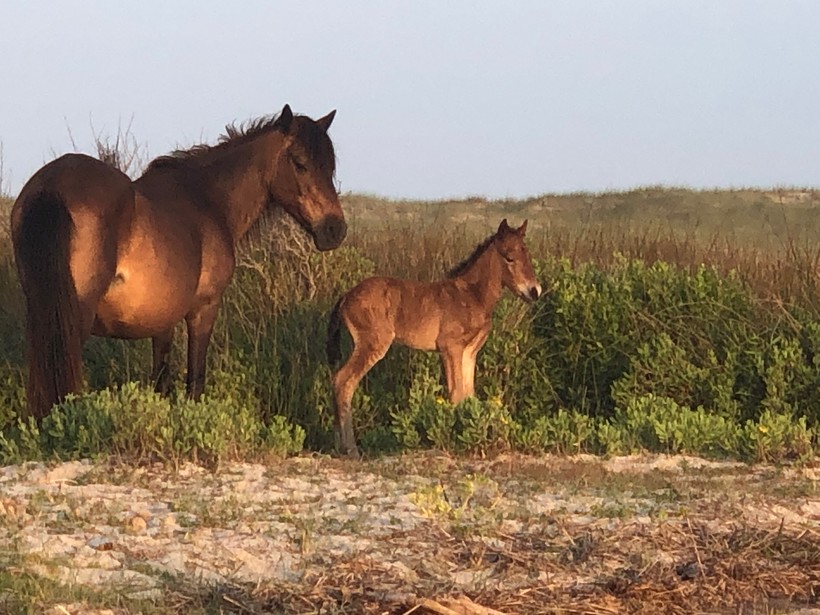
[145,112,335,174]
[447,230,498,278]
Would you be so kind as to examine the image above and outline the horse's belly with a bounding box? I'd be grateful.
[93,269,196,339]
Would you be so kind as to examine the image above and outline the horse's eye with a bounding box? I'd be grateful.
[289,154,307,172]
[503,255,514,264]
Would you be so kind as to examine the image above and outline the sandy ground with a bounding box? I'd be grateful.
[1,452,819,614]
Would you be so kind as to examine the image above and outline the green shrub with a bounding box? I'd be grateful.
[476,296,558,424]
[0,417,45,465]
[263,415,306,457]
[743,409,814,463]
[390,360,445,451]
[389,365,514,455]
[454,396,514,454]
[599,394,742,457]
[611,333,740,419]
[0,364,26,432]
[533,256,763,421]
[0,379,305,467]
[512,408,596,454]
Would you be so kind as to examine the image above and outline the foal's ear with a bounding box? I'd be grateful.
[277,104,295,133]
[517,220,528,235]
[498,218,510,234]
[317,109,336,132]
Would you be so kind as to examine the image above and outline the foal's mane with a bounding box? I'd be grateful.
[145,111,336,173]
[446,229,498,278]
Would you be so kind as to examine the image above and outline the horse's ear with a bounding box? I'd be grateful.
[277,104,294,133]
[518,220,528,235]
[498,218,510,234]
[317,109,336,132]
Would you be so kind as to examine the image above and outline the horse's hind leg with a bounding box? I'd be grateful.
[151,330,175,395]
[332,334,392,458]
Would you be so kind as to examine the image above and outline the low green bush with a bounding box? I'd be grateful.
[0,379,304,467]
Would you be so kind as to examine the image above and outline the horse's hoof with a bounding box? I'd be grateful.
[331,443,361,460]
[338,446,360,461]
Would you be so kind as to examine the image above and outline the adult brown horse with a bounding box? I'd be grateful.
[12,104,346,421]
[327,219,541,457]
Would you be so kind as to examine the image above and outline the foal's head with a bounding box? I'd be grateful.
[495,219,541,302]
[268,104,347,251]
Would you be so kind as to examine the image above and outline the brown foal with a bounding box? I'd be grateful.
[327,219,541,457]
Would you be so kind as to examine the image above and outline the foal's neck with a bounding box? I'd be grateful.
[196,132,286,242]
[453,245,504,311]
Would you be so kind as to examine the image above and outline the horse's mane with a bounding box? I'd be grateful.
[446,230,498,278]
[146,114,283,171]
[145,110,336,174]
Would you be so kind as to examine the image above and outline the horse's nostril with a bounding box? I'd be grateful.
[315,216,347,250]
[333,218,348,242]
[529,287,540,301]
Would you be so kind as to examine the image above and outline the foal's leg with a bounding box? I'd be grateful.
[439,348,456,401]
[461,329,490,399]
[438,343,467,404]
[184,299,221,400]
[151,329,175,395]
[332,335,392,458]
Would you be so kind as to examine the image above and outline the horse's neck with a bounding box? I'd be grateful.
[453,247,504,311]
[195,134,284,241]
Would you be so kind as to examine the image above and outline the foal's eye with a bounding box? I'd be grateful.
[503,255,514,264]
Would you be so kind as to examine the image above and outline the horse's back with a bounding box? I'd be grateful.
[13,153,134,229]
[18,153,130,195]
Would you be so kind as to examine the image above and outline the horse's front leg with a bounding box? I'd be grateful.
[184,298,221,400]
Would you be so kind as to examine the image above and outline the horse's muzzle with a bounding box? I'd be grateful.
[314,216,347,251]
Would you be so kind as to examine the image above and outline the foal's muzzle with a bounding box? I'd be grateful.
[518,282,542,303]
[313,215,347,251]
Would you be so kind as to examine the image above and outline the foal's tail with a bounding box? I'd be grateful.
[14,192,83,421]
[326,296,346,367]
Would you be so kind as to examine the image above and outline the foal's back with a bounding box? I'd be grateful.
[340,275,472,351]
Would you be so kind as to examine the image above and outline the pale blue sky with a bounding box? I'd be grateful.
[1,1,819,198]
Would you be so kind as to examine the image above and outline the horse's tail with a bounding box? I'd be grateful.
[326,295,346,367]
[14,191,83,421]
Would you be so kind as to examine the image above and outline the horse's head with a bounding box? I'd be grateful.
[268,104,347,251]
[495,219,541,302]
